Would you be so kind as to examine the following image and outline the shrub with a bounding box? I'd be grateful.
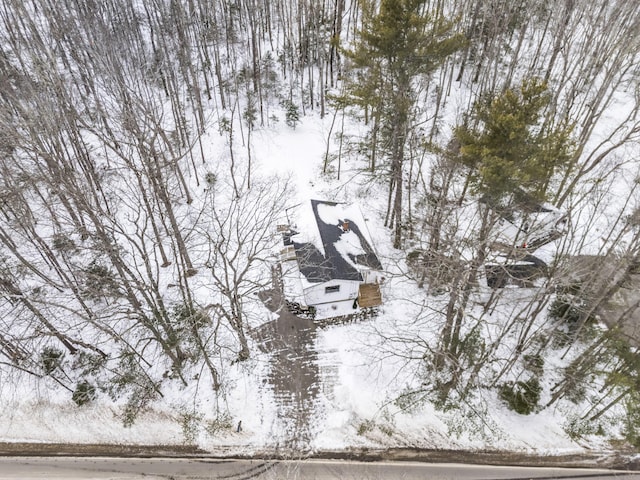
[394,388,428,413]
[284,100,300,128]
[40,346,64,375]
[459,327,485,365]
[357,419,374,436]
[51,234,76,253]
[499,378,541,415]
[548,294,597,346]
[83,262,120,299]
[564,414,602,441]
[204,172,217,186]
[443,399,501,442]
[72,380,96,406]
[560,359,588,404]
[120,384,159,427]
[204,412,233,437]
[624,393,640,448]
[173,304,210,330]
[108,351,161,426]
[72,351,107,376]
[523,353,545,376]
[179,410,203,445]
[549,295,582,325]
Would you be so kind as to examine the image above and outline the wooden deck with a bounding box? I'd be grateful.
[358,283,382,308]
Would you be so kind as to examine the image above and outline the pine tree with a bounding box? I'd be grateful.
[454,78,574,204]
[343,0,465,248]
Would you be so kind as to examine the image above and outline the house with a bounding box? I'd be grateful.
[484,195,568,288]
[486,195,569,253]
[278,199,384,319]
[485,254,549,288]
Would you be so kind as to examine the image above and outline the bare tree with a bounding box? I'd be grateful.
[202,172,293,362]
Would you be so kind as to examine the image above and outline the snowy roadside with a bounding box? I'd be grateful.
[0,442,637,472]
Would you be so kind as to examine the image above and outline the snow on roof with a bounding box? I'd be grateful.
[289,199,382,283]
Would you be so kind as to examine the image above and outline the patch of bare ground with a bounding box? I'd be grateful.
[313,447,638,470]
[0,442,207,457]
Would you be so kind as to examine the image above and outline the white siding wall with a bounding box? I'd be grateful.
[303,280,359,306]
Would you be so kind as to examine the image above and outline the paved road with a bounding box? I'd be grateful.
[0,457,637,479]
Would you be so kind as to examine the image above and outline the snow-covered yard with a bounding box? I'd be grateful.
[0,0,639,463]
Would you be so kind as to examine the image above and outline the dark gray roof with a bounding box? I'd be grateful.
[292,200,382,283]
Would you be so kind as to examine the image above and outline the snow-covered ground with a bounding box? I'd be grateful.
[0,111,626,457]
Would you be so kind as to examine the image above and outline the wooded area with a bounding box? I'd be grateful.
[0,0,639,445]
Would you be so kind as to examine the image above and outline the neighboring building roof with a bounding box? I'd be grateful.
[289,200,382,284]
[481,190,569,252]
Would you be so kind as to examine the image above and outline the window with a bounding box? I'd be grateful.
[325,285,340,294]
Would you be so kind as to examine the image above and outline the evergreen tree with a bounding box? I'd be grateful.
[454,78,574,204]
[343,0,465,248]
